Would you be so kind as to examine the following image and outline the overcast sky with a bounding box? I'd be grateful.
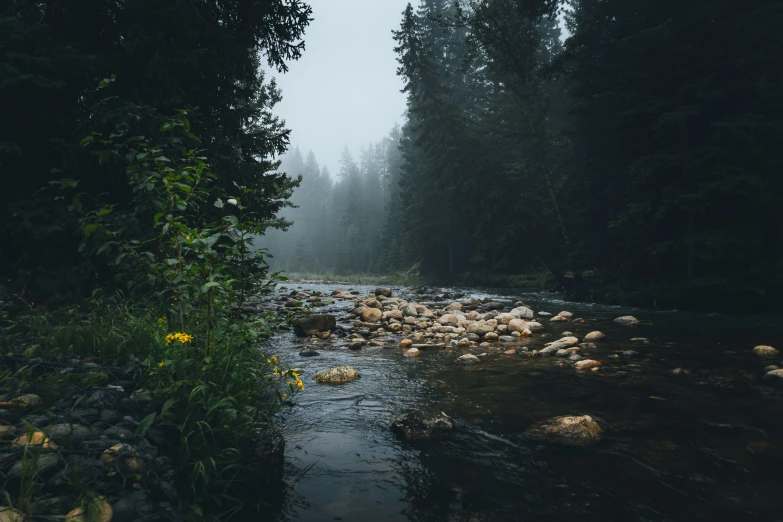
[271,0,410,177]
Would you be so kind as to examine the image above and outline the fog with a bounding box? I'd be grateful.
[273,0,409,177]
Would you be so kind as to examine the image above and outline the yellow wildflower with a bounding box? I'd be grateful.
[266,359,271,364]
[165,332,193,344]
[272,356,278,364]
[157,317,167,324]
[296,378,304,391]
[158,361,165,367]
[282,393,287,399]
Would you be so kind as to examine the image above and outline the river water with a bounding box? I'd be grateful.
[263,283,783,522]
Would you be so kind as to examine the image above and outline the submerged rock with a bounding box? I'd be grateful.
[524,415,603,446]
[313,366,361,384]
[299,348,320,357]
[456,354,481,365]
[390,410,453,440]
[375,287,392,297]
[613,316,639,326]
[584,331,606,341]
[753,345,779,357]
[575,359,600,370]
[293,314,337,336]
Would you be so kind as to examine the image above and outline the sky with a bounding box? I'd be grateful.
[271,0,410,177]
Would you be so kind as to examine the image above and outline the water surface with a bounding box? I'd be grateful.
[267,284,783,522]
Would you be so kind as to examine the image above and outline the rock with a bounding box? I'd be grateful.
[507,319,528,333]
[580,342,597,350]
[524,415,603,446]
[100,443,133,467]
[630,337,650,342]
[457,354,481,365]
[399,339,413,348]
[504,349,517,355]
[556,349,570,357]
[390,410,453,440]
[614,315,639,326]
[99,409,121,424]
[537,345,560,356]
[403,348,421,357]
[66,497,112,522]
[467,321,495,336]
[481,301,505,311]
[526,321,544,332]
[313,366,361,384]
[0,508,24,522]
[499,336,517,343]
[10,394,41,408]
[384,310,403,321]
[46,424,91,443]
[753,345,778,357]
[8,453,60,479]
[484,332,499,341]
[762,369,783,383]
[569,354,582,361]
[110,491,153,522]
[622,350,638,357]
[375,287,392,297]
[438,314,459,326]
[538,311,552,317]
[456,338,472,347]
[550,315,567,322]
[445,302,463,312]
[575,359,600,370]
[402,304,419,317]
[764,365,780,372]
[584,331,606,341]
[348,340,363,351]
[557,311,574,318]
[13,431,56,450]
[510,306,535,319]
[0,425,17,440]
[103,426,134,441]
[299,348,320,357]
[293,314,336,336]
[365,298,382,309]
[360,308,382,322]
[542,337,579,353]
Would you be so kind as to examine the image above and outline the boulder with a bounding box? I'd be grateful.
[484,332,499,341]
[575,359,600,370]
[523,415,603,446]
[445,302,464,312]
[584,331,606,341]
[557,311,573,318]
[399,339,413,348]
[313,366,361,384]
[403,348,421,357]
[402,304,419,317]
[299,348,320,357]
[375,287,392,297]
[360,308,383,322]
[457,354,481,364]
[292,314,337,336]
[390,410,453,440]
[499,336,517,343]
[753,345,779,357]
[613,316,639,326]
[384,310,404,321]
[365,298,382,309]
[550,315,567,322]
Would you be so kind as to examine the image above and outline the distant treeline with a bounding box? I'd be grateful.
[267,0,783,311]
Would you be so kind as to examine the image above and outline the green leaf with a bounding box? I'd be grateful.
[200,281,221,293]
[161,398,177,418]
[134,412,156,440]
[83,223,99,238]
[214,198,224,209]
[80,135,94,146]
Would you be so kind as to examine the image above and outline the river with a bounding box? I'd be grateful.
[262,283,783,522]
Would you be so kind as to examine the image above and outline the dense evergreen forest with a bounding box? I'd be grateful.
[267,0,783,311]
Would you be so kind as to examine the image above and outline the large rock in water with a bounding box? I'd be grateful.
[762,369,783,384]
[457,354,481,365]
[360,307,383,322]
[313,366,361,384]
[524,415,603,446]
[614,315,639,326]
[390,410,453,440]
[753,345,779,357]
[375,287,392,297]
[293,314,336,336]
[510,306,535,319]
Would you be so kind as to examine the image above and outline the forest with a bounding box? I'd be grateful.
[267,0,783,311]
[0,0,782,521]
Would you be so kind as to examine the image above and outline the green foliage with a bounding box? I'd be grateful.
[51,111,303,515]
